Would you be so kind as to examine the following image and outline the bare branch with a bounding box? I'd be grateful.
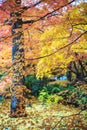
[22,0,42,10]
[22,0,75,24]
[38,0,75,20]
[52,109,87,130]
[22,19,35,24]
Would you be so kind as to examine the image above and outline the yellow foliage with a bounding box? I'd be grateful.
[36,2,87,78]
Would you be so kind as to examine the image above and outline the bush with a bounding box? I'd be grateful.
[51,87,61,94]
[24,75,50,97]
[43,84,63,94]
[38,90,50,103]
[38,83,66,104]
[38,84,64,104]
[47,95,63,104]
[38,83,87,109]
[59,86,87,109]
[24,75,37,89]
[24,75,42,97]
[38,89,63,105]
[25,76,87,109]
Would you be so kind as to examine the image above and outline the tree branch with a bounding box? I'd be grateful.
[52,109,87,130]
[22,20,35,24]
[38,0,75,20]
[22,0,42,10]
[22,0,75,24]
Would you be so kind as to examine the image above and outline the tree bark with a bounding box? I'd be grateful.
[10,0,27,117]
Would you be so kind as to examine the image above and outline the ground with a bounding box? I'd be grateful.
[0,99,87,130]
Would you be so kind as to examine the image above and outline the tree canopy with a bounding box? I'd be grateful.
[0,0,87,78]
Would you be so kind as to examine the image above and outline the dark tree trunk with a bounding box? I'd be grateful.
[66,70,72,81]
[67,62,73,81]
[10,0,27,117]
[68,60,87,84]
[78,60,87,77]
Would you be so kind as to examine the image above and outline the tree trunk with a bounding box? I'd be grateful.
[10,0,27,117]
[67,62,73,81]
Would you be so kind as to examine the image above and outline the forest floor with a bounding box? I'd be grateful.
[0,99,87,130]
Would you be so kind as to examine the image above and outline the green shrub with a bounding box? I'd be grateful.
[38,89,63,105]
[38,90,50,103]
[24,75,37,89]
[47,95,63,104]
[43,83,63,94]
[51,87,60,94]
[42,83,87,109]
[25,76,87,109]
[60,87,87,109]
[24,75,42,97]
[24,75,50,97]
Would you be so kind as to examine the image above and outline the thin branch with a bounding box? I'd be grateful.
[37,0,75,21]
[35,27,44,33]
[22,0,75,24]
[22,0,42,10]
[52,109,87,130]
[22,15,41,18]
[22,19,35,24]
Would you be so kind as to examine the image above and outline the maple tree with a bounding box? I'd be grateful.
[0,0,87,118]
